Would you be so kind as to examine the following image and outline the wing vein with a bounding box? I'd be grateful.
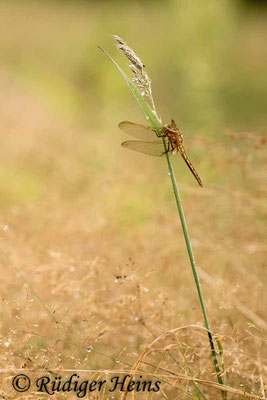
[121,140,166,157]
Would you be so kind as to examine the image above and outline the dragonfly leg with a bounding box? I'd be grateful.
[162,140,171,155]
[170,142,177,154]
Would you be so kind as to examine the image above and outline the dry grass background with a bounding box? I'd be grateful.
[0,1,266,399]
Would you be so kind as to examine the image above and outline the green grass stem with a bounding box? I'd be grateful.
[99,41,226,399]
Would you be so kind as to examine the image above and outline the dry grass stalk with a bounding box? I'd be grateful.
[120,325,267,400]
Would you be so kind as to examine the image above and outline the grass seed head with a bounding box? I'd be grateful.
[112,34,155,107]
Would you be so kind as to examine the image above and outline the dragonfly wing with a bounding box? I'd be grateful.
[121,140,166,157]
[119,121,162,141]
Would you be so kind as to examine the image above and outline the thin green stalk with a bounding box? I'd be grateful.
[0,251,59,324]
[99,38,226,399]
[162,138,225,393]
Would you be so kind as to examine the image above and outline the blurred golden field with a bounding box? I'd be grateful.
[0,0,266,399]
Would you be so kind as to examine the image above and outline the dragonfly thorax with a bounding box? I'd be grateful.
[163,125,184,145]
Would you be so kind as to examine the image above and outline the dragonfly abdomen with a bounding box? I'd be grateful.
[179,148,203,187]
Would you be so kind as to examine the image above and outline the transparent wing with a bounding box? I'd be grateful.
[121,140,166,157]
[119,121,162,141]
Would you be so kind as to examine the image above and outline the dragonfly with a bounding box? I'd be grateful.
[118,119,203,187]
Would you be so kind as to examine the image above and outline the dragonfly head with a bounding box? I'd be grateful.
[163,119,180,132]
[164,119,179,131]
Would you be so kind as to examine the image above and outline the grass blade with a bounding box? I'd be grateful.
[99,41,227,399]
